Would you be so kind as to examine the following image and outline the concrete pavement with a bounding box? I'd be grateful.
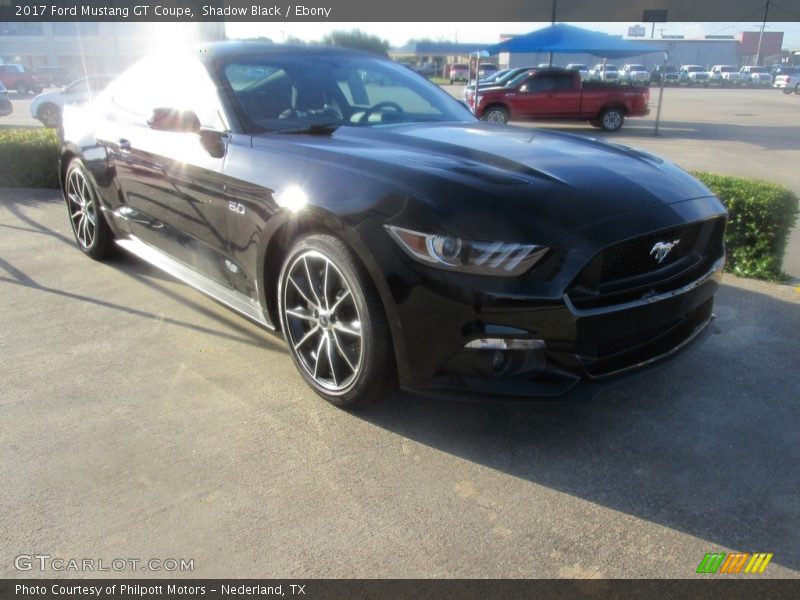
[1,189,799,578]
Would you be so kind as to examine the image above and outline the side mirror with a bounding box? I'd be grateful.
[148,107,201,133]
[199,128,226,159]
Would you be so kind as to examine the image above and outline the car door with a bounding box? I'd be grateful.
[514,72,559,118]
[551,71,581,116]
[107,55,234,287]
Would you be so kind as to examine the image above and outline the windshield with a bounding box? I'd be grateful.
[686,66,704,72]
[219,53,474,133]
[749,67,768,73]
[485,69,510,81]
[568,65,587,70]
[719,66,736,72]
[628,65,646,70]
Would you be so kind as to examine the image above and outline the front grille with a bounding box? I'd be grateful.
[599,222,700,282]
[568,217,726,309]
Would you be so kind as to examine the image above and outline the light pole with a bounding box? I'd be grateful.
[548,0,558,67]
[755,1,770,66]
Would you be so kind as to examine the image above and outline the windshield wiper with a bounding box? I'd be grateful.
[276,122,342,135]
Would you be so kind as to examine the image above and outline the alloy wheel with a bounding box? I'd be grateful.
[66,168,97,249]
[282,250,363,392]
[486,110,507,124]
[603,110,622,131]
[40,105,60,127]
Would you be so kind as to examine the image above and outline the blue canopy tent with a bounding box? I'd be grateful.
[478,24,670,134]
[483,23,667,59]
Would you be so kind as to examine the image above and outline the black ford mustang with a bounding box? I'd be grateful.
[60,42,726,407]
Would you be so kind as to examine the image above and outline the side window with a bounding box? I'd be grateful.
[527,74,557,93]
[112,56,225,131]
[65,79,90,95]
[556,73,575,90]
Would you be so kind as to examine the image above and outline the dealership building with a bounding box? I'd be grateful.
[0,22,225,75]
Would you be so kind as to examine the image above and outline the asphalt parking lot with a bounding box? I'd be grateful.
[1,189,799,578]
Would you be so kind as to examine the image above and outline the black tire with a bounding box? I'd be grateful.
[63,159,115,260]
[278,234,397,408]
[37,103,61,127]
[15,81,28,95]
[482,105,509,124]
[599,107,625,132]
[783,86,793,95]
[795,83,800,95]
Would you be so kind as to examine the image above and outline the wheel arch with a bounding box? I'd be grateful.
[596,102,628,120]
[482,102,510,117]
[36,101,60,119]
[257,209,411,383]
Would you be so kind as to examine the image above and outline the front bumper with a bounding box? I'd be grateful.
[380,201,726,401]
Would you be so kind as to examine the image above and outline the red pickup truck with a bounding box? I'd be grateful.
[0,64,50,95]
[468,68,650,132]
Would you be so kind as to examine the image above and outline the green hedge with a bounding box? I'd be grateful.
[693,172,799,281]
[0,128,60,189]
[0,128,796,281]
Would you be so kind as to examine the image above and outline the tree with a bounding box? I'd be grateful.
[321,30,390,56]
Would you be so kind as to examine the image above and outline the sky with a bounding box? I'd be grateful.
[226,22,800,49]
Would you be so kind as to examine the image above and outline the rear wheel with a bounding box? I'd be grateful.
[15,81,28,95]
[279,234,397,408]
[783,86,793,94]
[795,83,800,95]
[63,159,115,260]
[482,105,509,124]
[599,107,624,132]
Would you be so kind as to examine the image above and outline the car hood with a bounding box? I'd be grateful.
[31,90,63,107]
[253,122,714,244]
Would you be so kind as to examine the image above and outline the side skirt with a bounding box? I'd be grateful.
[116,236,274,330]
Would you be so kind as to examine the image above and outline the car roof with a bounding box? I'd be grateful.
[194,41,376,64]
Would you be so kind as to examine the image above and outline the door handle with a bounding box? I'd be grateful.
[118,138,131,152]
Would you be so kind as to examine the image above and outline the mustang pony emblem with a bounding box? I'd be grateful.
[650,239,680,263]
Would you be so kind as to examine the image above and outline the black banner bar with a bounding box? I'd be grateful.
[1,0,799,22]
[2,580,800,600]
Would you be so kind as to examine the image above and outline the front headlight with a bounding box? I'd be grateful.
[385,225,548,276]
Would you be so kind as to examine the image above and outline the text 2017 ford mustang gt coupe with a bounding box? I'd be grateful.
[60,43,726,407]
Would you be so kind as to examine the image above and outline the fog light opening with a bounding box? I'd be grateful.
[465,338,545,351]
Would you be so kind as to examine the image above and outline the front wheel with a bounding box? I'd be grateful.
[795,83,800,95]
[279,234,397,408]
[783,86,793,95]
[63,159,115,260]
[37,103,61,127]
[15,81,29,95]
[482,106,509,124]
[599,107,624,132]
